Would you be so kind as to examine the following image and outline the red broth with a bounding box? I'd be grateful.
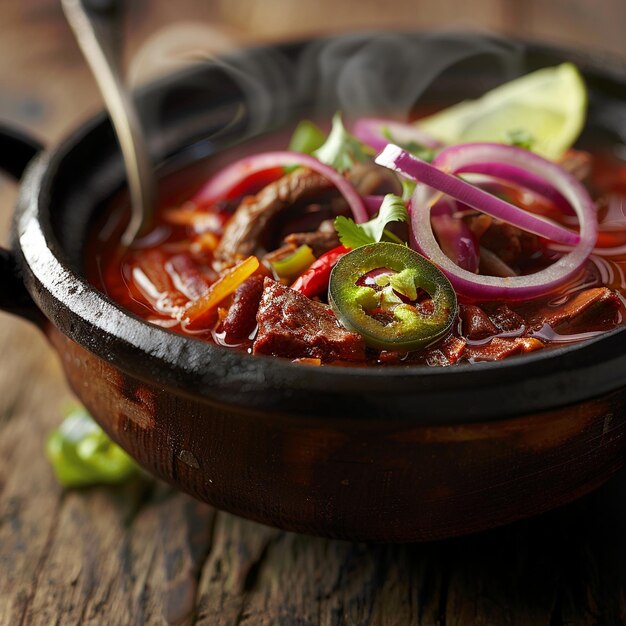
[86,138,626,367]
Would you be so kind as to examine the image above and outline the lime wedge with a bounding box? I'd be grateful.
[416,63,587,160]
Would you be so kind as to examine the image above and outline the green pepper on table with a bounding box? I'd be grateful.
[46,406,138,488]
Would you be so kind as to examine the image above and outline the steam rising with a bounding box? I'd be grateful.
[299,32,523,116]
[128,22,243,85]
[130,27,526,153]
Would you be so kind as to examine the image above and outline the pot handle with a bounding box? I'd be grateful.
[0,124,44,323]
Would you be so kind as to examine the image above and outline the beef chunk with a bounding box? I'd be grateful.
[489,305,526,333]
[275,200,349,242]
[459,304,499,340]
[283,219,340,257]
[215,168,334,262]
[253,278,366,362]
[463,337,544,362]
[422,335,467,367]
[480,222,540,268]
[262,243,297,265]
[526,287,621,333]
[221,275,265,343]
[347,162,402,196]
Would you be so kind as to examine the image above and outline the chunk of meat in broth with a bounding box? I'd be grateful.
[254,278,366,362]
[215,168,335,263]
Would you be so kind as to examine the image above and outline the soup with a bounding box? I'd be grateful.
[86,64,626,367]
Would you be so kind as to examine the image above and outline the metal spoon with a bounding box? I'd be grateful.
[62,0,156,247]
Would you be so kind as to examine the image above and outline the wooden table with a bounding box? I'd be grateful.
[1,3,626,624]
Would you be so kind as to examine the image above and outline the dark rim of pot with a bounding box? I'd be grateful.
[12,34,626,426]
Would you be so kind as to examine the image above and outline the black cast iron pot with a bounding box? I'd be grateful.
[1,33,626,541]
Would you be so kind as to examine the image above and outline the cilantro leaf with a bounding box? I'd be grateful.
[334,215,375,249]
[313,112,371,173]
[288,120,327,154]
[360,194,408,242]
[334,194,408,249]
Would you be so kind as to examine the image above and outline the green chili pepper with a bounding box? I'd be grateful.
[329,242,457,351]
[46,407,138,488]
[271,245,316,281]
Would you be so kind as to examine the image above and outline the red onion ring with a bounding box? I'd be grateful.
[452,162,572,214]
[192,151,369,224]
[377,144,579,246]
[376,143,598,300]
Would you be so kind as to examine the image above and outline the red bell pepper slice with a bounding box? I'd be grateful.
[291,245,349,298]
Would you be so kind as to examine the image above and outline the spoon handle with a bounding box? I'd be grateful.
[62,0,156,247]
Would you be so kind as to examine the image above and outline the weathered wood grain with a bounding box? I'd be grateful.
[0,2,625,625]
[506,0,626,60]
[216,0,506,41]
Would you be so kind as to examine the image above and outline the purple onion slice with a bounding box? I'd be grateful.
[376,143,597,300]
[193,151,369,224]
